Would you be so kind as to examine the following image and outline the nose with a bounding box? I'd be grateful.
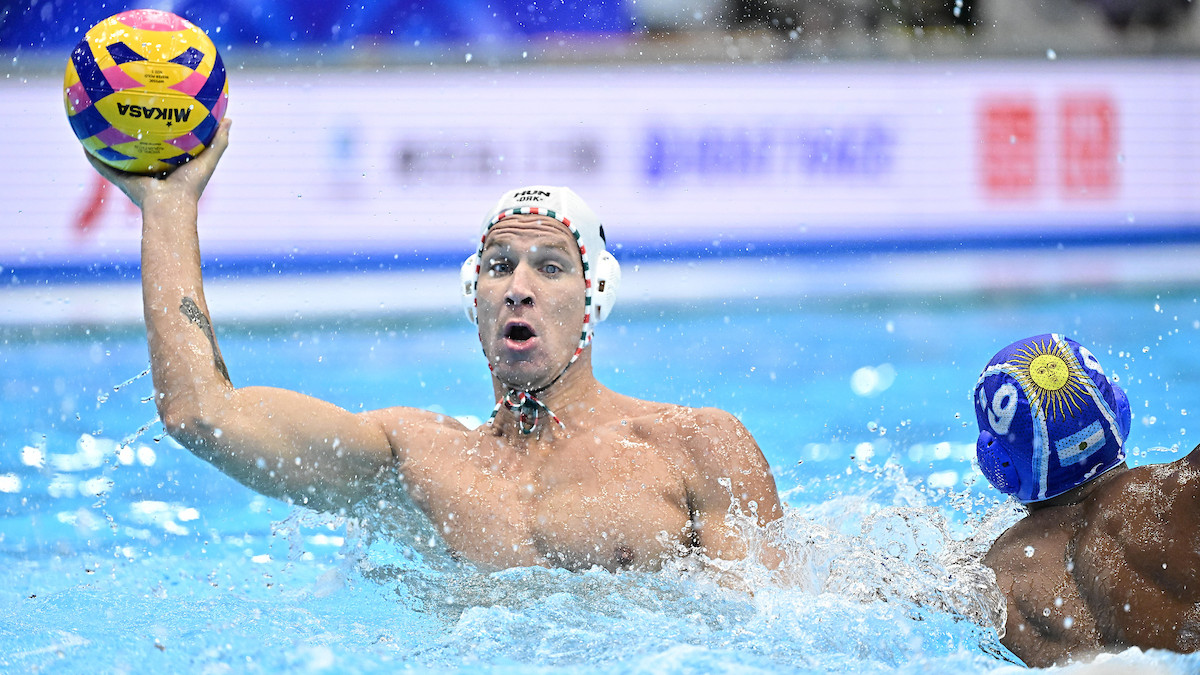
[504,262,537,308]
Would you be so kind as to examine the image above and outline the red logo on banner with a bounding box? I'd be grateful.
[1060,95,1117,198]
[980,100,1038,198]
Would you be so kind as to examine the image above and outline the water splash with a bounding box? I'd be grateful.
[96,364,152,404]
[119,415,161,447]
[327,458,1019,671]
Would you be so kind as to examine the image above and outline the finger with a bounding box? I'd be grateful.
[182,117,231,178]
[195,117,232,167]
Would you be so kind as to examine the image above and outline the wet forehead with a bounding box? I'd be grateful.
[483,214,579,253]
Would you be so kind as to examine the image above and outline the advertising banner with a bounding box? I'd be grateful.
[4,61,1197,274]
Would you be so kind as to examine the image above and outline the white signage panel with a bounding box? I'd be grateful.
[3,61,1197,271]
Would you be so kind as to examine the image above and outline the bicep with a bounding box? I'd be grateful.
[175,385,398,511]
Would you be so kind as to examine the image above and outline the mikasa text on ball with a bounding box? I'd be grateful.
[64,9,229,175]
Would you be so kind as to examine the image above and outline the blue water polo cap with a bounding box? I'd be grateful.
[973,333,1131,503]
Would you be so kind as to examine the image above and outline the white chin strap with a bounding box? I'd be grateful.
[489,389,565,436]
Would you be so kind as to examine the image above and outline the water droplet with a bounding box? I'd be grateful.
[1046,49,1057,60]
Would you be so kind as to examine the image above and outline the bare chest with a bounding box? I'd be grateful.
[404,429,693,571]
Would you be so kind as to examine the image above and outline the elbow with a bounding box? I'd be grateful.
[158,405,194,441]
[156,395,225,449]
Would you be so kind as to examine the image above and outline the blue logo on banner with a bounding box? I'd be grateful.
[643,122,895,183]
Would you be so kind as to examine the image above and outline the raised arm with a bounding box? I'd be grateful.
[683,408,783,565]
[87,120,397,512]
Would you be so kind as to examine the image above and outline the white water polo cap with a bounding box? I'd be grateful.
[460,186,621,356]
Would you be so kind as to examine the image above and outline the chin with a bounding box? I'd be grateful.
[492,362,560,392]
[501,371,550,391]
[484,340,574,391]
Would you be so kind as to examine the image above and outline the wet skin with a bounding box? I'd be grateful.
[88,127,782,572]
[985,444,1200,667]
[364,214,782,570]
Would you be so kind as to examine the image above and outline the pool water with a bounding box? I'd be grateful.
[3,271,1200,673]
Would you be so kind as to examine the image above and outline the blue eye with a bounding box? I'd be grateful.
[543,263,562,275]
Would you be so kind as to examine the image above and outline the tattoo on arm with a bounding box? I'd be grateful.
[180,297,232,382]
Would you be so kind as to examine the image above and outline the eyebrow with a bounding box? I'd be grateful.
[482,236,576,256]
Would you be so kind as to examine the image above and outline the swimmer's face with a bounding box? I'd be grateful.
[475,214,587,390]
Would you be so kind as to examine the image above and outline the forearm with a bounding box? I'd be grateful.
[140,195,233,425]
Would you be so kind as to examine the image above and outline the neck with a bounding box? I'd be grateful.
[490,350,600,435]
[1026,461,1129,512]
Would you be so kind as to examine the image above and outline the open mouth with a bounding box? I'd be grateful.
[504,322,536,343]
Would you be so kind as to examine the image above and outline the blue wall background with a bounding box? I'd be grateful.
[1,0,636,53]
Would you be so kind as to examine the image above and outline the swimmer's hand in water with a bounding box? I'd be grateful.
[84,118,232,210]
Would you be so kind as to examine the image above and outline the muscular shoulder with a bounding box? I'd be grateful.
[660,406,773,494]
[636,405,781,533]
[1082,451,1200,578]
[593,398,774,499]
[626,405,757,457]
[682,407,760,459]
[360,405,473,464]
[1085,456,1200,534]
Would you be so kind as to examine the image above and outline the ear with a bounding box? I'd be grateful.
[592,251,621,322]
[460,254,479,324]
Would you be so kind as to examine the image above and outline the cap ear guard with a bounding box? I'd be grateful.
[976,430,1021,497]
[592,250,620,322]
[461,254,479,323]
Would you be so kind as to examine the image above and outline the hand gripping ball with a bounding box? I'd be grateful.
[64,9,229,175]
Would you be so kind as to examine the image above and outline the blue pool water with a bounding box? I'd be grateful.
[3,263,1200,673]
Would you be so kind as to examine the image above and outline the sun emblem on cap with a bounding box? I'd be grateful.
[1008,337,1091,419]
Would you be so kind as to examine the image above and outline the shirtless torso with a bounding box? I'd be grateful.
[380,395,769,571]
[985,445,1200,667]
